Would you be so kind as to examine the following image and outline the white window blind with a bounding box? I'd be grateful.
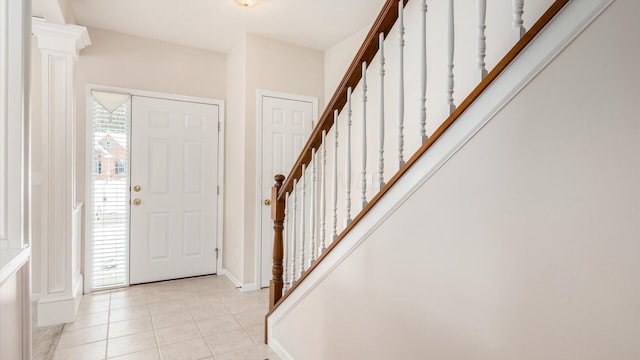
[90,96,130,289]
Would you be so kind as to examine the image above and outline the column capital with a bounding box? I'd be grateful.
[31,17,91,59]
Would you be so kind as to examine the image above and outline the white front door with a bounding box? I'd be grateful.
[259,93,316,288]
[130,96,220,284]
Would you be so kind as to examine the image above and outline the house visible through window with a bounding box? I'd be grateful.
[93,160,102,174]
[115,161,125,174]
[104,140,111,149]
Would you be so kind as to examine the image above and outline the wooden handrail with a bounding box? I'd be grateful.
[267,0,571,321]
[278,0,409,201]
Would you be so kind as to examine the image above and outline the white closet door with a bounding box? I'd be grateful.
[260,95,315,288]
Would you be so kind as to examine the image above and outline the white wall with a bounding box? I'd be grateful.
[223,37,247,283]
[323,27,367,103]
[271,0,640,358]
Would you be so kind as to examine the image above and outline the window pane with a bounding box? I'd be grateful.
[90,98,130,289]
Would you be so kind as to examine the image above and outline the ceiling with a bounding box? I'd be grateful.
[33,0,386,53]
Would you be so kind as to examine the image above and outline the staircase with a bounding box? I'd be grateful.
[265,0,640,358]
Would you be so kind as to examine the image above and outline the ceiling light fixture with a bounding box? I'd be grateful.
[235,0,261,8]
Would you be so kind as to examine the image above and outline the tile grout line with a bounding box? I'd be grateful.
[146,288,163,360]
[187,295,215,360]
[104,291,111,360]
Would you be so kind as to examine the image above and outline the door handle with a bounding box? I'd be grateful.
[264,199,271,206]
[132,199,141,206]
[133,185,141,192]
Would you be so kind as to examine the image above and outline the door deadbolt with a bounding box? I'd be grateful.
[132,199,141,206]
[264,199,271,206]
[133,185,141,192]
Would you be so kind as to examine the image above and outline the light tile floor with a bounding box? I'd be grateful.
[52,275,279,360]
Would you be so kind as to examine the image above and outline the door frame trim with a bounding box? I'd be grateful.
[84,84,225,293]
[255,89,318,290]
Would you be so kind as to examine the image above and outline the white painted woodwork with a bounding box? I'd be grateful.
[268,3,626,357]
[299,164,306,276]
[258,93,315,288]
[290,179,298,284]
[0,267,26,360]
[512,0,526,44]
[0,0,6,246]
[0,248,29,285]
[332,110,339,241]
[1,1,31,356]
[345,88,353,226]
[378,33,386,192]
[283,191,290,292]
[398,0,406,168]
[71,204,83,292]
[32,18,90,327]
[446,0,457,116]
[308,149,316,266]
[419,0,428,143]
[361,61,368,209]
[477,0,488,82]
[319,130,327,254]
[129,96,219,284]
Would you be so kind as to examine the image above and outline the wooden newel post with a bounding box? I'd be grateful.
[269,174,286,311]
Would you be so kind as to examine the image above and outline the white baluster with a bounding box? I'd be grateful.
[308,149,316,267]
[289,180,297,284]
[332,110,339,241]
[512,0,525,44]
[283,192,290,292]
[361,61,368,209]
[445,0,456,116]
[298,165,306,276]
[477,0,488,82]
[420,0,428,143]
[345,88,352,227]
[319,130,327,254]
[378,33,385,191]
[398,0,406,168]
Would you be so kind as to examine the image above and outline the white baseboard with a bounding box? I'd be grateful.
[268,335,295,360]
[240,283,259,292]
[221,269,260,292]
[221,268,242,288]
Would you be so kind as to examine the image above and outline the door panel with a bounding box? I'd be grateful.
[130,96,219,284]
[260,95,314,288]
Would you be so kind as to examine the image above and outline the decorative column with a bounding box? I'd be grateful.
[32,18,90,326]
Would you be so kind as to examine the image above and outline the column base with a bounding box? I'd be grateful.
[37,275,83,327]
